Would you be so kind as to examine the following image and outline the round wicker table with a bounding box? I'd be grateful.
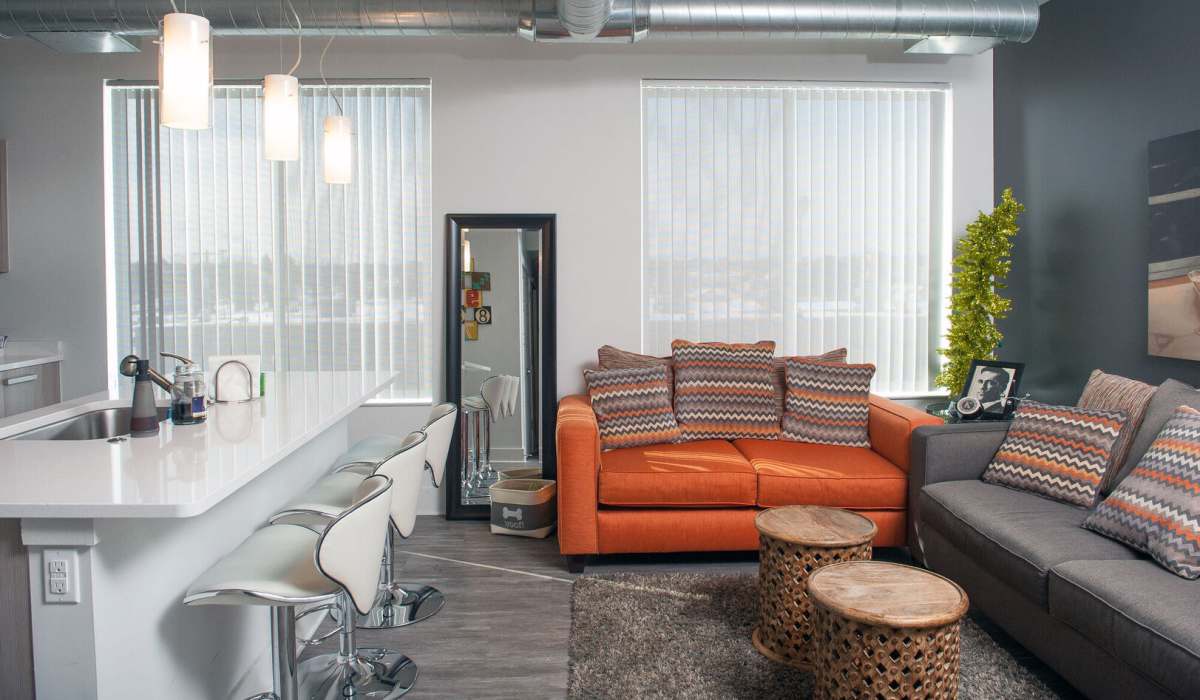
[752,506,877,669]
[808,561,969,700]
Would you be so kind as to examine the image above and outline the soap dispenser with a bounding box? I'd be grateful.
[129,359,161,437]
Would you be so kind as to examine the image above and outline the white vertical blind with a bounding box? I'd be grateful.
[107,82,432,400]
[642,81,949,396]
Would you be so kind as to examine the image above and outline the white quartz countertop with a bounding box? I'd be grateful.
[0,340,63,373]
[0,370,401,518]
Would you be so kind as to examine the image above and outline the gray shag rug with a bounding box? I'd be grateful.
[569,572,1061,699]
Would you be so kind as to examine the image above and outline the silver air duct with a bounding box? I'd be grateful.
[0,0,1040,50]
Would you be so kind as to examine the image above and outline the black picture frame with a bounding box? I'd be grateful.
[444,214,557,520]
[959,359,1025,417]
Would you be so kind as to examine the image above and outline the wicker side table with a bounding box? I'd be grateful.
[752,506,876,669]
[808,561,969,700]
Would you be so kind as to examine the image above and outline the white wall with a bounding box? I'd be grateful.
[0,36,994,513]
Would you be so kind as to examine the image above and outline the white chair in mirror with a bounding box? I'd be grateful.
[460,374,519,497]
[184,474,401,700]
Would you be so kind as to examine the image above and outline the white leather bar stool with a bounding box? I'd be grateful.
[184,475,395,700]
[275,431,435,630]
[460,375,519,494]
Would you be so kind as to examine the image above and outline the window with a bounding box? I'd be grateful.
[105,81,432,401]
[642,81,950,396]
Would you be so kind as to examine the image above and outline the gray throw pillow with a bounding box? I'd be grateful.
[1111,378,1200,491]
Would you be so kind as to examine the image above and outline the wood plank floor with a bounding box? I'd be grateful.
[303,515,1080,699]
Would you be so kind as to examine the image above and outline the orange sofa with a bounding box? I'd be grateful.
[556,393,942,571]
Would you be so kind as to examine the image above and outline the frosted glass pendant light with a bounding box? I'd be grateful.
[323,115,353,184]
[263,74,300,161]
[159,13,212,130]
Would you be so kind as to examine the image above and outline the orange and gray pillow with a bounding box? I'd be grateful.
[597,345,674,403]
[584,365,681,451]
[781,359,875,447]
[1076,369,1156,493]
[982,401,1126,507]
[671,339,780,441]
[771,347,848,415]
[1084,405,1200,579]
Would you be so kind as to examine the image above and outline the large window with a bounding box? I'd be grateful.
[642,81,950,396]
[105,81,432,401]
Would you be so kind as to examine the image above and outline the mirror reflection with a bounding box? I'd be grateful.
[459,227,542,505]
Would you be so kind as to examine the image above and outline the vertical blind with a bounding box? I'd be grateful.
[642,81,949,396]
[107,82,432,400]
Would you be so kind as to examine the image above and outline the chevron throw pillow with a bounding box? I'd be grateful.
[671,340,780,441]
[584,365,681,451]
[1083,405,1200,579]
[982,401,1126,507]
[780,359,875,447]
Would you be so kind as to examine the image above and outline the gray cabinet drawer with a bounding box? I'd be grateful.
[0,362,61,418]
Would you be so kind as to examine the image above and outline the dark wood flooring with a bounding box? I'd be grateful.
[304,516,1081,699]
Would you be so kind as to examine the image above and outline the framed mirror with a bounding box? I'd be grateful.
[444,214,556,519]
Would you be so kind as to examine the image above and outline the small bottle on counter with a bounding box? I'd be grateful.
[170,363,208,425]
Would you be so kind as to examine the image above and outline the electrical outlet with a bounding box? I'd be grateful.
[43,549,80,604]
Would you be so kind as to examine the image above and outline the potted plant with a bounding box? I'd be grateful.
[931,188,1024,415]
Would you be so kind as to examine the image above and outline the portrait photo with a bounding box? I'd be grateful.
[960,360,1024,416]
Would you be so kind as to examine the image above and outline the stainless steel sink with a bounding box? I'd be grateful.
[10,407,170,441]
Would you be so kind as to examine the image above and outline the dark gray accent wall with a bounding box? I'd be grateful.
[994,0,1200,403]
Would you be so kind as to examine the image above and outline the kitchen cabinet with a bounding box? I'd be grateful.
[0,362,61,418]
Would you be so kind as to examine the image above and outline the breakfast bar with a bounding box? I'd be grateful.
[0,370,400,700]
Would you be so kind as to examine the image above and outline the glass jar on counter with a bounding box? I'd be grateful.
[170,363,208,425]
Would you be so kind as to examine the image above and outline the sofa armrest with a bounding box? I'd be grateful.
[556,394,602,555]
[867,395,944,473]
[907,421,1011,559]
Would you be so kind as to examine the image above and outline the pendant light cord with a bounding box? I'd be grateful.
[285,1,302,75]
[319,34,343,115]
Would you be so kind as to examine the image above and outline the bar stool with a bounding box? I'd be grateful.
[184,475,396,700]
[461,375,519,495]
[275,431,435,630]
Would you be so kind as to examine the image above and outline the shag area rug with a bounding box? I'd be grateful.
[569,572,1061,699]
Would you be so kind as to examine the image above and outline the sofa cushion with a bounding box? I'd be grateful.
[734,439,906,509]
[597,345,674,403]
[1049,559,1200,699]
[780,360,875,447]
[981,400,1126,507]
[672,340,780,441]
[771,348,848,415]
[919,480,1140,607]
[1084,405,1200,579]
[584,365,681,451]
[598,440,757,507]
[1114,378,1200,490]
[1076,369,1156,494]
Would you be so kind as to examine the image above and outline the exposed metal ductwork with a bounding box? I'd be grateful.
[0,0,1040,50]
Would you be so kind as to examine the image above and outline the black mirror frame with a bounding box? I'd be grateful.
[444,214,557,520]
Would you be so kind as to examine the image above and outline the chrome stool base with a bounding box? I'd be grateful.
[333,582,445,630]
[298,648,417,699]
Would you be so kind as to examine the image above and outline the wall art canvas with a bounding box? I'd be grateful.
[0,140,8,273]
[1148,129,1200,360]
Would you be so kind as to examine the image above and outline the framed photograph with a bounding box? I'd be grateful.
[959,360,1024,417]
[1147,129,1200,360]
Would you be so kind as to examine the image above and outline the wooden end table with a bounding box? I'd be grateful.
[752,506,877,669]
[808,561,969,700]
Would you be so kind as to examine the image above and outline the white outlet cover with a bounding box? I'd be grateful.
[43,549,80,604]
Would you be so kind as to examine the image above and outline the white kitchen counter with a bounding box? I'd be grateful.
[2,369,405,700]
[0,370,399,518]
[0,340,63,373]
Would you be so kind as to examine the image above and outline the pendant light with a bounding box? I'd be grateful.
[159,8,212,130]
[319,35,352,184]
[263,4,302,161]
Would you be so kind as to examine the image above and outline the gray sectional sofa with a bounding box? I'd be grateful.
[909,379,1200,700]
